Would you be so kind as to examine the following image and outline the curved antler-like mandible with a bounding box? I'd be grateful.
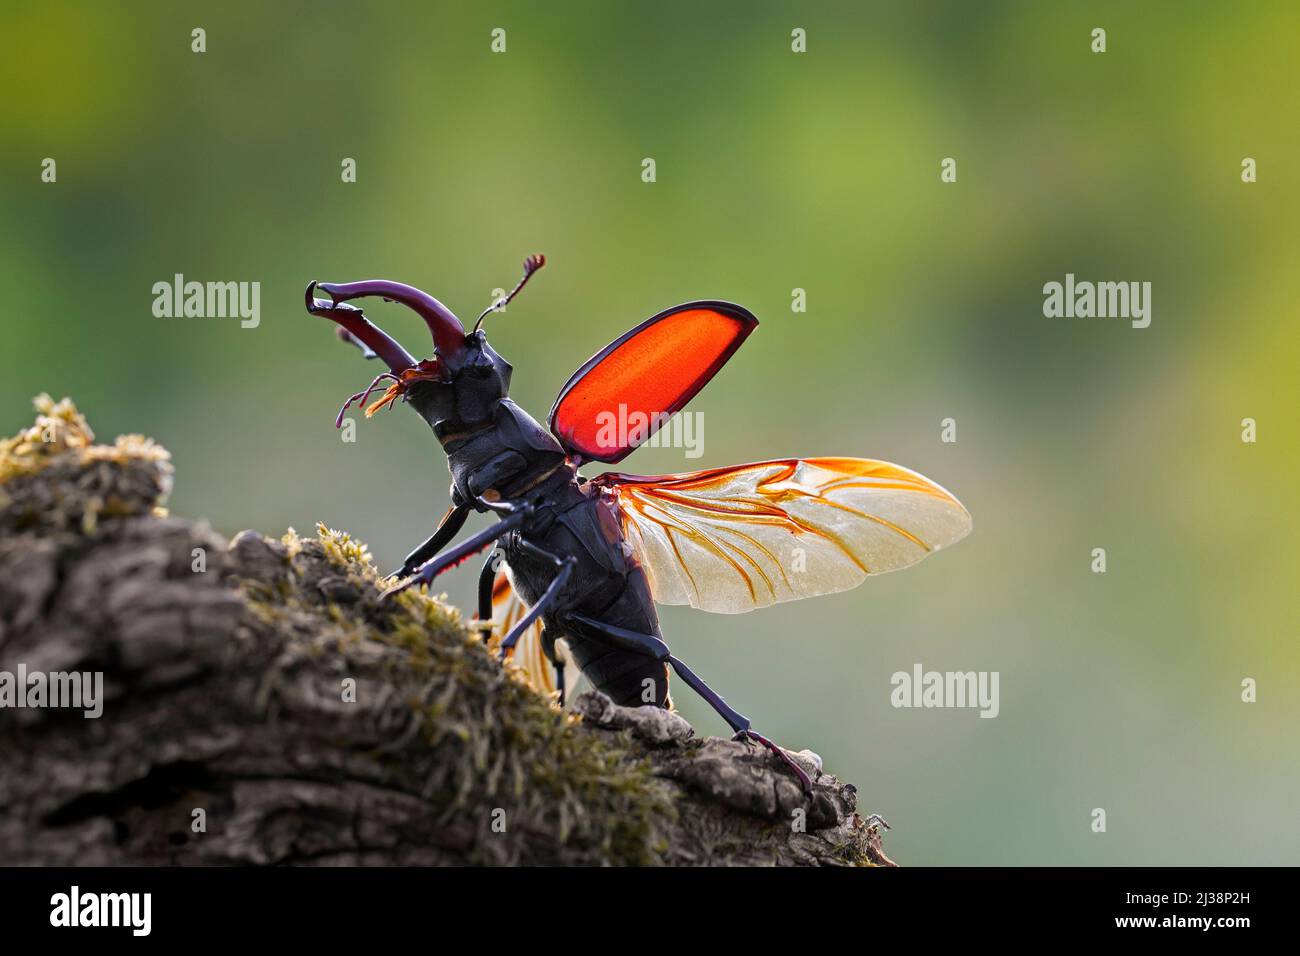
[305,282,416,374]
[309,279,466,371]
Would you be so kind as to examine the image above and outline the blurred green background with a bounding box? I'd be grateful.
[3,1,1297,865]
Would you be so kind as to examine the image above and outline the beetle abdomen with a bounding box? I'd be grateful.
[566,637,669,708]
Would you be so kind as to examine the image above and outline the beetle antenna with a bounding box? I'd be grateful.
[473,254,546,333]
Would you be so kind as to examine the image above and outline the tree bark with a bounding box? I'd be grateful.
[0,397,894,866]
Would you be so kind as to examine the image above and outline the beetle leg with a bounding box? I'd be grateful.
[729,730,814,794]
[388,504,471,580]
[668,656,814,795]
[564,613,814,795]
[496,538,576,658]
[498,555,575,656]
[474,495,523,516]
[564,613,670,660]
[469,536,574,707]
[381,508,529,600]
[540,629,568,709]
[470,548,501,645]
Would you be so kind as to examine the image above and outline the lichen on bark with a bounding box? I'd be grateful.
[0,396,893,866]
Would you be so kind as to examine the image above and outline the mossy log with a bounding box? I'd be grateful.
[0,397,893,866]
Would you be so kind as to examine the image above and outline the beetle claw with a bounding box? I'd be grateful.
[733,729,814,795]
[379,575,416,601]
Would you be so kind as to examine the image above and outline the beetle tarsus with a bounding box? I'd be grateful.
[663,653,813,795]
[733,729,814,795]
[380,509,528,600]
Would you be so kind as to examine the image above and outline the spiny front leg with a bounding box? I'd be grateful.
[388,503,470,580]
[380,506,530,600]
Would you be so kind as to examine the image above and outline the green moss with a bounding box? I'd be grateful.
[9,394,871,866]
[0,395,173,534]
[237,520,676,864]
[7,397,676,864]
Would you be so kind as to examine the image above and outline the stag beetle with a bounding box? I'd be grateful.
[305,257,971,793]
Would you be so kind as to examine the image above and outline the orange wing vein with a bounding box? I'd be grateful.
[594,457,971,614]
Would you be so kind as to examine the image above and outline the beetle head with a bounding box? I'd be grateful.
[306,256,542,432]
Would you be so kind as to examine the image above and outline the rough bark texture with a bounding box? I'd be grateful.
[0,397,894,867]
